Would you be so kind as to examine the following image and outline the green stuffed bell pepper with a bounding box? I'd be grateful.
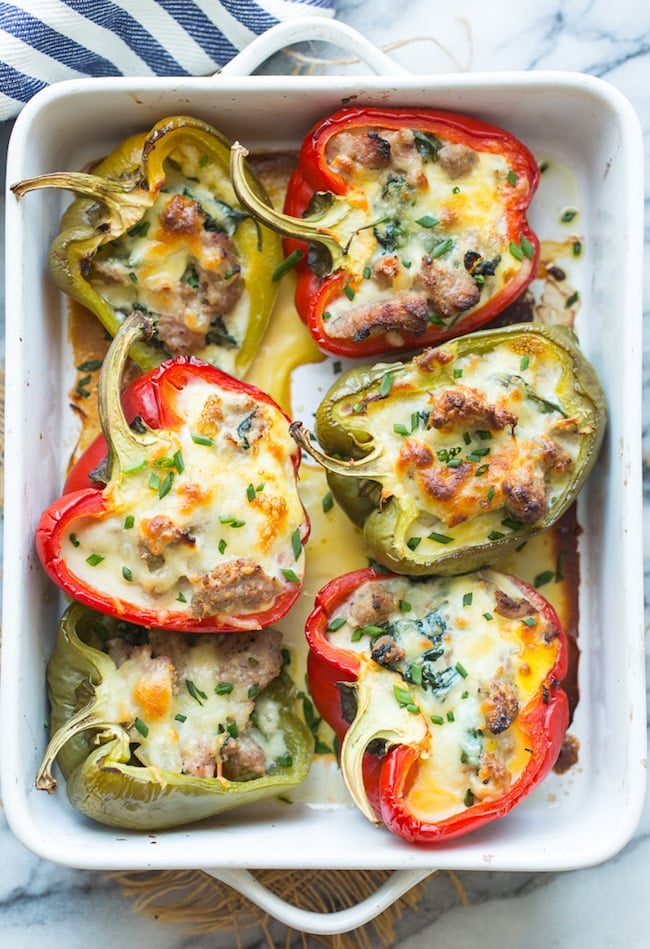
[11,115,283,377]
[292,323,606,575]
[36,602,312,830]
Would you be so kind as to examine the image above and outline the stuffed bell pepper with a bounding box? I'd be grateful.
[36,313,310,632]
[230,106,540,357]
[292,323,605,575]
[36,602,312,830]
[305,566,569,843]
[12,115,283,376]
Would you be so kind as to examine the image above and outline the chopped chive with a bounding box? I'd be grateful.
[522,616,538,627]
[561,208,578,223]
[534,569,555,588]
[352,403,363,413]
[507,169,518,186]
[282,568,300,584]
[461,690,469,699]
[173,450,185,473]
[453,367,463,378]
[393,684,419,713]
[455,661,468,679]
[407,536,422,550]
[487,486,495,501]
[427,532,454,545]
[124,515,135,529]
[520,235,535,259]
[322,492,334,513]
[379,372,394,397]
[357,625,387,637]
[246,483,256,502]
[488,530,505,540]
[416,214,439,228]
[291,528,303,560]
[343,283,356,300]
[464,788,475,807]
[148,472,161,492]
[248,683,259,698]
[462,592,473,607]
[509,241,524,261]
[565,290,579,308]
[218,538,227,554]
[539,160,550,173]
[158,471,174,498]
[134,717,148,737]
[122,566,133,582]
[186,680,207,705]
[226,721,239,738]
[176,591,187,603]
[446,710,455,722]
[432,237,454,258]
[174,713,187,723]
[572,240,582,257]
[69,533,80,548]
[393,422,409,436]
[272,249,304,282]
[363,265,372,279]
[322,310,332,321]
[410,664,423,687]
[86,553,104,566]
[276,752,293,767]
[191,432,214,446]
[399,599,412,612]
[215,682,234,695]
[76,359,103,373]
[327,617,346,632]
[520,355,530,371]
[128,271,138,283]
[452,186,461,194]
[501,517,523,531]
[431,714,445,725]
[483,612,493,621]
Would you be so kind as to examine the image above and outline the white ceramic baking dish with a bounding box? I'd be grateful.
[1,17,646,936]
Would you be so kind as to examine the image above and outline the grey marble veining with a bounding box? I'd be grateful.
[1,1,649,946]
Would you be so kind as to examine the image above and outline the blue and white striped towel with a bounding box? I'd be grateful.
[0,0,336,120]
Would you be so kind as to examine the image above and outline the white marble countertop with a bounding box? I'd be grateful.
[1,1,648,946]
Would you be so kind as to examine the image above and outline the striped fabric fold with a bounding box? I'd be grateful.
[0,0,336,120]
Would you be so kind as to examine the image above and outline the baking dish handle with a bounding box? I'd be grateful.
[218,15,408,78]
[201,866,433,935]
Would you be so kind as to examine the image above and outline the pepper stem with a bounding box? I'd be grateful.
[11,171,153,238]
[339,663,430,824]
[36,702,130,793]
[289,421,387,478]
[98,312,166,481]
[230,142,351,274]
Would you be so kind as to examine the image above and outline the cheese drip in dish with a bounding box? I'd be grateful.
[60,375,307,627]
[326,570,565,824]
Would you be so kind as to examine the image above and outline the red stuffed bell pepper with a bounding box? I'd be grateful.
[305,566,568,844]
[230,107,540,357]
[37,313,310,632]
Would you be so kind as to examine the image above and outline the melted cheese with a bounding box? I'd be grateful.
[322,128,530,336]
[62,377,306,623]
[327,570,560,823]
[334,332,592,555]
[89,145,253,375]
[97,636,287,777]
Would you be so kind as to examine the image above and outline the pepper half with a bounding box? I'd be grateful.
[305,566,569,843]
[11,115,283,376]
[36,313,310,632]
[292,323,605,575]
[230,107,540,357]
[36,602,312,830]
